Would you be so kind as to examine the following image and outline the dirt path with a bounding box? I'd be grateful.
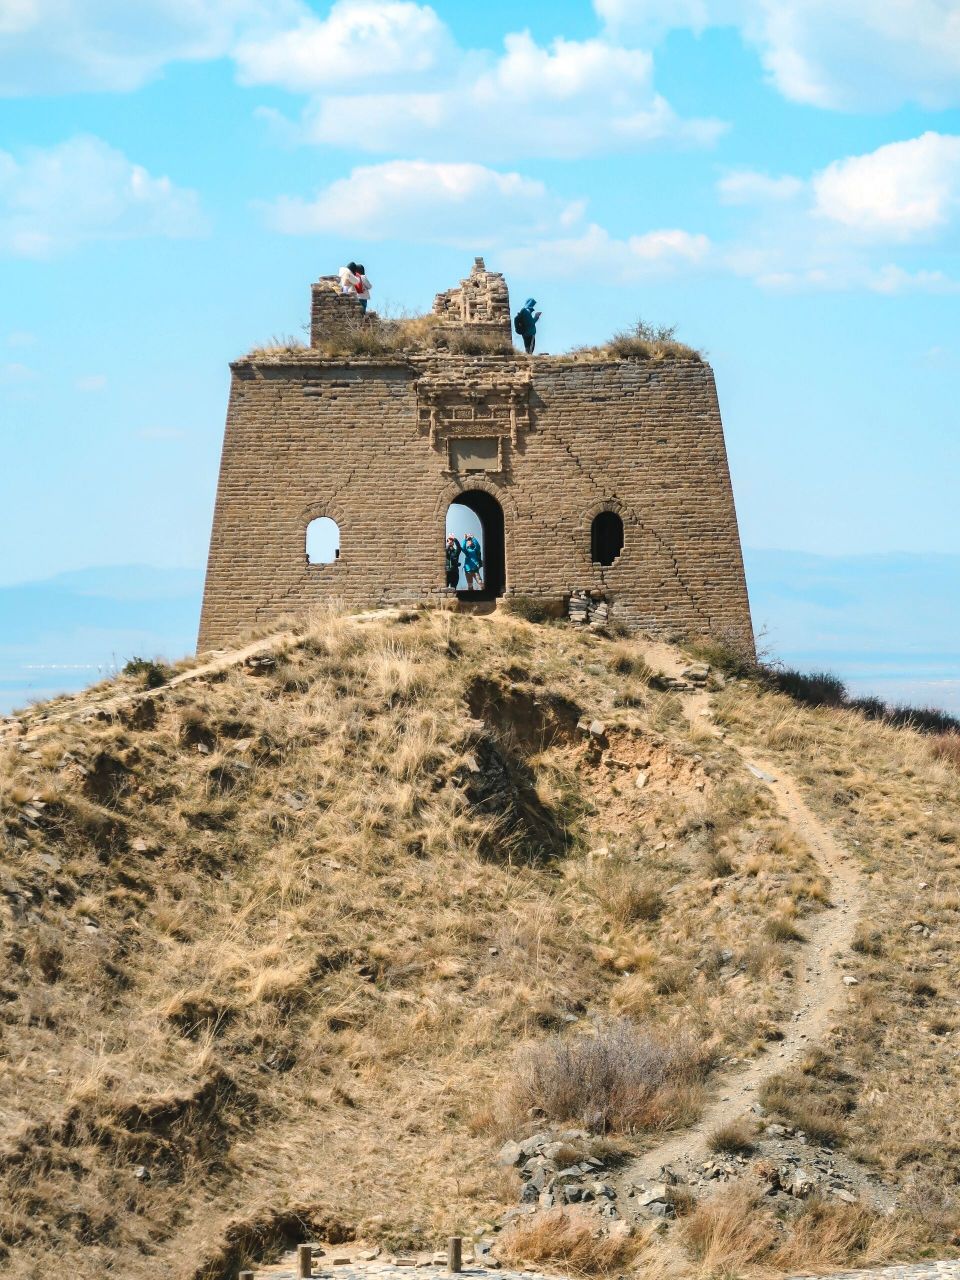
[621,644,864,1187]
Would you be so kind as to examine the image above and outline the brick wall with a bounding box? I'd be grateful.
[198,341,754,651]
[311,279,365,346]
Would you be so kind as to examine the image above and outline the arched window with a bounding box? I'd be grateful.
[591,510,624,566]
[306,516,340,564]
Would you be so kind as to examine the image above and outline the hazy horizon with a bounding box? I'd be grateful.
[2,549,958,718]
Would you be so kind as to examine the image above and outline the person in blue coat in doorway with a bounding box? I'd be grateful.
[462,534,484,591]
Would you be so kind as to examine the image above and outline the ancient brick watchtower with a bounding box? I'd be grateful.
[198,258,752,649]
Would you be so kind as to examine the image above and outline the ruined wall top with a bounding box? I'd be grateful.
[432,257,511,338]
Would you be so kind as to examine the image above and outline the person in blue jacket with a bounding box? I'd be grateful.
[514,298,542,354]
[462,534,484,591]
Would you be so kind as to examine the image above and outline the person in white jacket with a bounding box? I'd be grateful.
[338,262,360,294]
[356,264,372,313]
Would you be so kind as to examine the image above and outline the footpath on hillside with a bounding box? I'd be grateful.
[611,643,865,1195]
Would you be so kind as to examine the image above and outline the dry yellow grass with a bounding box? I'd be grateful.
[680,1184,907,1277]
[2,610,958,1278]
[496,1207,646,1275]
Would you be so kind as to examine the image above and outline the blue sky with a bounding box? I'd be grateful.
[1,1,959,673]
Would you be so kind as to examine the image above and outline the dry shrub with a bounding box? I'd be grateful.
[285,310,512,359]
[652,962,691,996]
[601,868,664,925]
[851,926,885,956]
[760,1073,849,1145]
[496,1208,643,1276]
[680,1186,778,1274]
[602,319,701,363]
[608,643,652,679]
[706,849,734,877]
[772,1197,907,1273]
[768,667,848,708]
[899,1171,960,1247]
[506,1018,713,1134]
[499,596,559,623]
[246,334,308,358]
[681,1186,905,1277]
[607,973,655,1017]
[931,732,960,771]
[764,915,805,943]
[708,1119,756,1155]
[744,942,782,978]
[685,631,759,679]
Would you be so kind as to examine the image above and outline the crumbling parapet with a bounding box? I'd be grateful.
[432,257,511,342]
[311,278,365,347]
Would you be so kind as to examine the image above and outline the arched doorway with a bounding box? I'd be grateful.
[445,490,506,600]
[591,510,624,566]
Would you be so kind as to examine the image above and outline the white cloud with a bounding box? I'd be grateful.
[0,2,722,159]
[501,222,711,279]
[0,135,207,257]
[0,0,303,94]
[260,23,723,160]
[0,0,40,37]
[596,0,960,110]
[267,129,960,296]
[264,160,583,247]
[75,373,107,391]
[866,265,960,295]
[713,134,960,293]
[234,1,452,91]
[813,133,960,240]
[0,360,37,384]
[718,170,804,205]
[266,159,710,277]
[744,263,960,295]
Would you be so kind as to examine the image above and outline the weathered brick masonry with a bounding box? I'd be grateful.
[198,260,753,650]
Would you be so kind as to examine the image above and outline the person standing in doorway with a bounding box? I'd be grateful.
[514,298,541,354]
[445,535,462,588]
[463,534,483,591]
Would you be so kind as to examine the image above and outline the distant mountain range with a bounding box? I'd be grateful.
[1,552,958,715]
[0,566,203,714]
[744,548,960,712]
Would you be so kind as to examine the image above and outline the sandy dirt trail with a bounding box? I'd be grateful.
[622,643,864,1185]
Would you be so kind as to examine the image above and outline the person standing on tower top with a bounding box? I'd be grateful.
[338,262,360,294]
[356,264,372,313]
[514,298,541,354]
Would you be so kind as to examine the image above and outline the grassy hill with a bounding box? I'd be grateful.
[1,607,958,1279]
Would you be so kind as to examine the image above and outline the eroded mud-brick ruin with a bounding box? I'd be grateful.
[198,258,753,650]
